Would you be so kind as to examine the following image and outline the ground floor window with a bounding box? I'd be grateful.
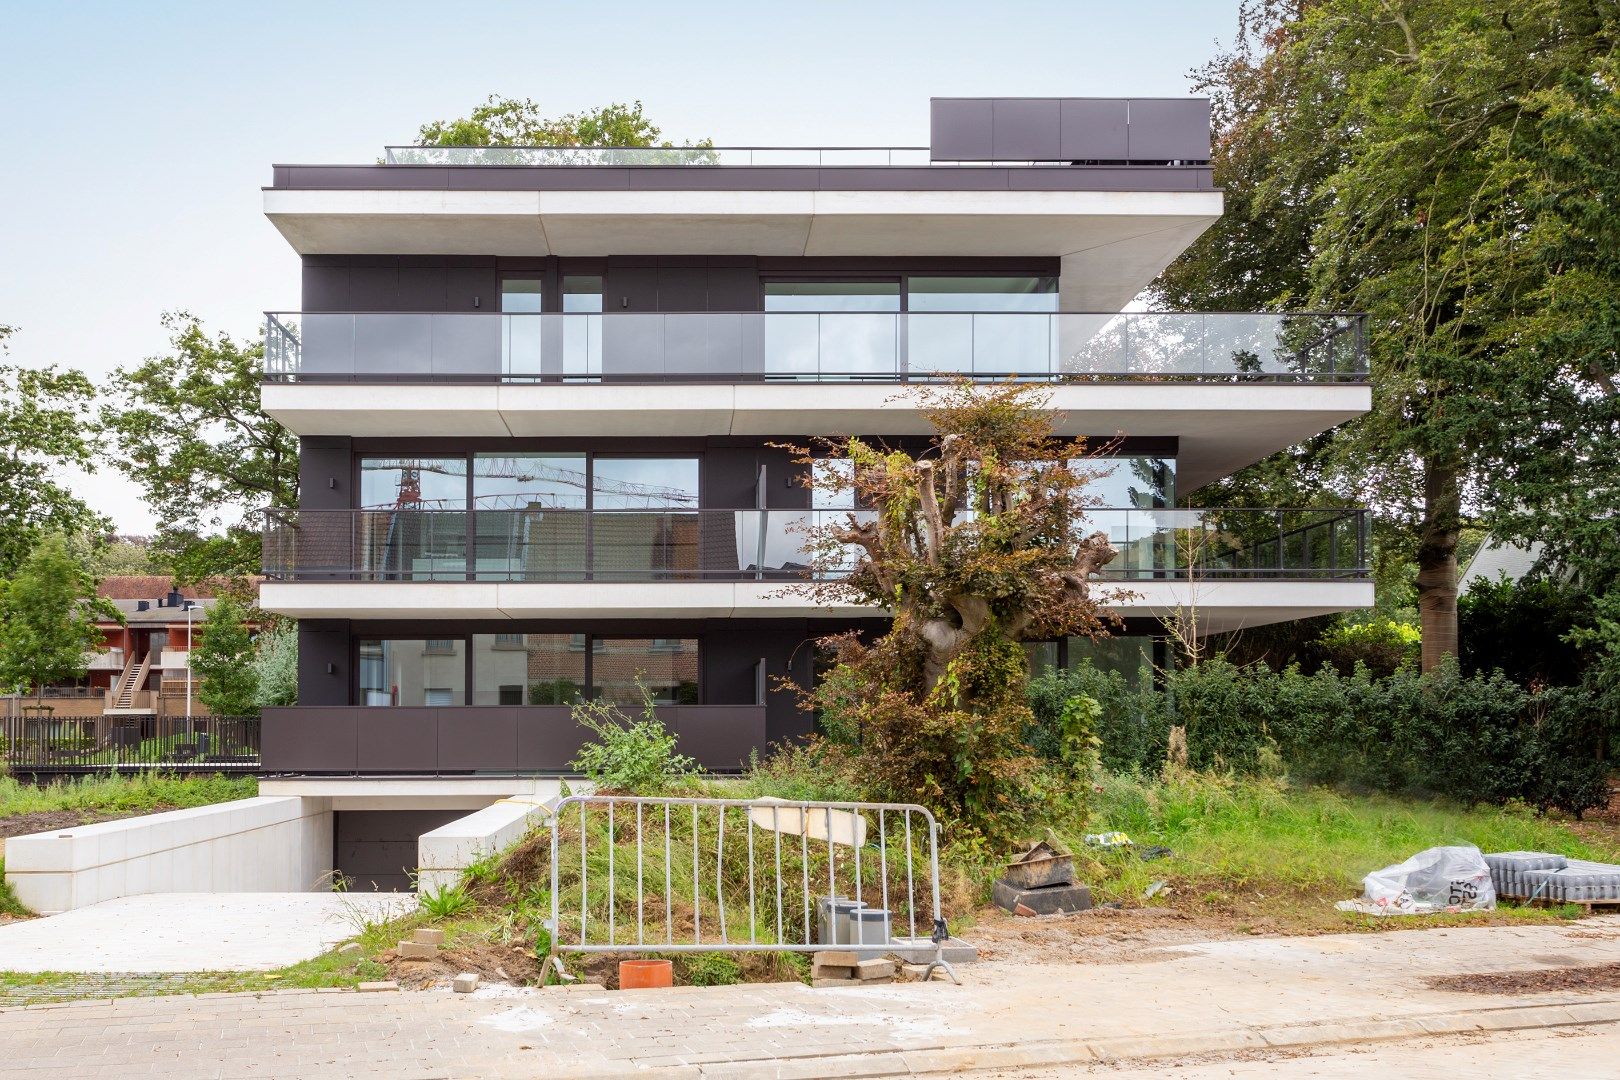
[357,639,466,706]
[1021,635,1161,689]
[363,633,700,706]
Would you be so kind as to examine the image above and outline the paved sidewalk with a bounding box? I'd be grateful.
[3,918,1620,1077]
[0,893,415,972]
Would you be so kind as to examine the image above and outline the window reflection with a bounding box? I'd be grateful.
[358,639,465,706]
[472,633,584,705]
[359,457,467,510]
[591,457,700,511]
[764,280,901,312]
[594,638,700,706]
[907,276,1058,312]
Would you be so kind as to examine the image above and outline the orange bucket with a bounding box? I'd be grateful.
[619,959,674,989]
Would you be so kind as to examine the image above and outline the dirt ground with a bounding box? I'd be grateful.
[0,805,180,850]
[1428,960,1620,995]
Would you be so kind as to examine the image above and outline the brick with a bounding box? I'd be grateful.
[452,973,479,994]
[811,978,859,988]
[412,929,446,947]
[355,981,397,993]
[397,941,438,960]
[854,959,896,981]
[815,950,862,967]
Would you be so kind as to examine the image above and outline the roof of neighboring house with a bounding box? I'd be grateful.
[104,597,222,625]
[1460,536,1545,590]
[96,576,219,600]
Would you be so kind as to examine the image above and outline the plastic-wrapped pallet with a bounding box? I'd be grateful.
[1482,852,1567,900]
[1545,860,1620,904]
[1338,845,1496,915]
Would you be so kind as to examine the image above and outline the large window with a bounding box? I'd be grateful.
[1083,456,1175,510]
[358,639,466,706]
[359,457,467,510]
[472,633,584,705]
[594,637,700,706]
[591,457,700,511]
[906,276,1058,312]
[1067,635,1157,688]
[764,280,900,312]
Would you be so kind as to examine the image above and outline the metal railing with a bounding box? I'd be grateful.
[1,714,261,773]
[263,311,1367,384]
[384,146,939,167]
[259,506,1370,583]
[545,795,957,983]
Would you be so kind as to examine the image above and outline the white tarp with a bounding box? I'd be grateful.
[1336,845,1497,916]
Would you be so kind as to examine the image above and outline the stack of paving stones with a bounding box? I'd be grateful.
[811,950,898,987]
[398,927,444,959]
[1485,851,1620,906]
[1484,852,1569,900]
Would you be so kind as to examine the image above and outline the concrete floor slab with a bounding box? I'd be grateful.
[0,892,414,972]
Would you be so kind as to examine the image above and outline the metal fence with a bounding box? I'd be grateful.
[0,714,261,773]
[545,795,958,983]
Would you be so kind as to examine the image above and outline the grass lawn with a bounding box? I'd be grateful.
[1031,771,1620,935]
[0,773,258,820]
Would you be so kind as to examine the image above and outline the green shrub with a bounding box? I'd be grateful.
[683,952,742,986]
[568,682,698,795]
[1165,658,1277,773]
[1027,664,1169,773]
[1317,618,1420,677]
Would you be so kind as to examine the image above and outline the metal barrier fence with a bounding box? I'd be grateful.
[546,795,958,983]
[0,714,261,773]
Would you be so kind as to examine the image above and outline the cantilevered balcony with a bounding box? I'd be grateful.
[258,506,1372,631]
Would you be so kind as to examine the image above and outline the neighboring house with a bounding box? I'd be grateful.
[8,578,249,722]
[1459,536,1546,591]
[254,97,1373,887]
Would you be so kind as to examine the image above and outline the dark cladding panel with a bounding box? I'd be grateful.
[1059,99,1130,160]
[1127,98,1212,161]
[335,809,466,891]
[301,263,349,311]
[298,436,351,510]
[930,98,993,161]
[296,624,349,707]
[262,706,358,772]
[517,706,590,771]
[991,99,1061,160]
[438,708,519,771]
[357,708,439,772]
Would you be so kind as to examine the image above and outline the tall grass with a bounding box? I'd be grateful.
[1061,770,1620,905]
[0,773,257,819]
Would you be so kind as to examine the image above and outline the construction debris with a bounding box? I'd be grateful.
[1336,845,1496,916]
[993,841,1093,916]
[811,953,897,986]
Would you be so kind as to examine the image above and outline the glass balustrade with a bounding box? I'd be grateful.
[264,311,1365,383]
[262,507,1368,583]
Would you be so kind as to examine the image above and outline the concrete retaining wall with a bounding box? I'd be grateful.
[417,795,555,896]
[4,796,333,914]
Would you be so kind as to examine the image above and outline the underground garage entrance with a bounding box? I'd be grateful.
[333,809,467,891]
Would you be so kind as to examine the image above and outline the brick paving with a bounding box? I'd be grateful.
[2,919,1620,1078]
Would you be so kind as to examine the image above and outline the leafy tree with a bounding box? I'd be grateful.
[785,380,1125,838]
[252,622,298,708]
[86,535,173,577]
[417,97,674,147]
[0,326,108,578]
[191,593,258,716]
[0,536,121,710]
[1153,1,1620,670]
[100,314,297,582]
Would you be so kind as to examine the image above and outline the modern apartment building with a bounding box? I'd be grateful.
[256,98,1372,888]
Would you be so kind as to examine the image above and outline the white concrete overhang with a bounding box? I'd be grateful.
[258,579,1371,633]
[261,380,1370,493]
[263,188,1222,312]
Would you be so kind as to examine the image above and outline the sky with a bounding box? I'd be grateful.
[0,0,1237,534]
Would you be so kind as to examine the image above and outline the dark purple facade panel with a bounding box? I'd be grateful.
[357,708,439,772]
[261,706,358,772]
[1059,99,1130,161]
[438,708,519,771]
[516,707,590,771]
[991,98,1061,161]
[930,98,994,161]
[1127,98,1213,160]
[664,706,768,770]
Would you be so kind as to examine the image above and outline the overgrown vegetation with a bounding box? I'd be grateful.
[784,379,1126,843]
[567,685,698,795]
[0,773,256,818]
[1027,657,1610,816]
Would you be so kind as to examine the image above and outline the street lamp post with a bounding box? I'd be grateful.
[183,601,198,737]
